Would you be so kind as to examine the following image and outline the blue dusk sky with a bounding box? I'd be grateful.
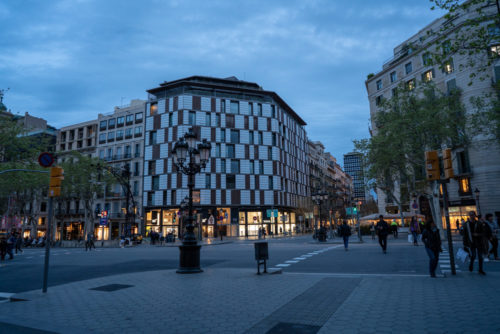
[0,0,445,165]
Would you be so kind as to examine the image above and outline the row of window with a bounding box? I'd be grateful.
[100,113,143,130]
[99,127,143,142]
[151,174,274,190]
[98,144,142,163]
[150,100,276,117]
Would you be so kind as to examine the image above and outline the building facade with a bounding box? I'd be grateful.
[343,152,366,203]
[366,2,500,221]
[143,76,309,238]
[95,99,146,240]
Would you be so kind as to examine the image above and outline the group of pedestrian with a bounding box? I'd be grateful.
[85,233,95,251]
[0,231,24,261]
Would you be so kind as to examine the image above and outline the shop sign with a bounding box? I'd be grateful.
[99,210,108,226]
[253,216,257,221]
[208,215,215,225]
[263,219,271,223]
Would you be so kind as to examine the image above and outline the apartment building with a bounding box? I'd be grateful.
[143,76,309,238]
[95,99,146,239]
[343,152,366,203]
[366,2,500,221]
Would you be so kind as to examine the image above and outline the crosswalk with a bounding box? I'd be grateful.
[439,249,461,274]
[269,246,341,270]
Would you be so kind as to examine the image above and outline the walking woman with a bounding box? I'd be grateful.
[409,216,420,246]
[421,220,442,278]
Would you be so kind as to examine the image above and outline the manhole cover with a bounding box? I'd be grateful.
[267,322,321,334]
[90,284,133,292]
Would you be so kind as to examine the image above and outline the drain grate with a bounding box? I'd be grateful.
[90,284,133,292]
[267,322,321,334]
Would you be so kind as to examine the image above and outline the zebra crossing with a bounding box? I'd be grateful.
[439,249,461,274]
[269,246,341,270]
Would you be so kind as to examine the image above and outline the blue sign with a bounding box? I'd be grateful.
[99,210,108,226]
[38,152,54,168]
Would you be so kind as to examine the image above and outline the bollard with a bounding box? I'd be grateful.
[254,242,269,275]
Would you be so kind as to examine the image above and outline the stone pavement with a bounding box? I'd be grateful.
[1,265,499,333]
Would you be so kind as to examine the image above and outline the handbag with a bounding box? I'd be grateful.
[456,247,469,264]
[408,234,413,243]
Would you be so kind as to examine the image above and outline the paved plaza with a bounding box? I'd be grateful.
[1,236,499,333]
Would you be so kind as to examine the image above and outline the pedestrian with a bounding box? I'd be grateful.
[455,219,460,231]
[15,233,23,254]
[409,216,420,246]
[462,211,490,275]
[485,213,499,260]
[376,215,389,254]
[421,219,442,278]
[339,220,351,251]
[370,223,376,240]
[86,232,95,251]
[391,219,398,238]
[0,235,7,261]
[6,232,15,260]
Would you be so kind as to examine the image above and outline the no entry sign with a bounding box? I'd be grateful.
[38,152,54,168]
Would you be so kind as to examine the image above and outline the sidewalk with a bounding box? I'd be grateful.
[1,265,499,333]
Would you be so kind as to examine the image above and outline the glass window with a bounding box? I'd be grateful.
[376,80,382,90]
[447,79,457,94]
[272,133,276,146]
[135,127,142,136]
[405,62,412,74]
[189,111,196,125]
[221,159,226,173]
[230,101,239,114]
[250,161,254,174]
[152,176,159,190]
[150,103,158,116]
[206,112,211,126]
[135,112,143,121]
[99,150,105,159]
[390,71,397,83]
[271,105,276,118]
[258,132,263,145]
[126,114,134,124]
[257,104,262,116]
[227,175,235,189]
[249,131,254,145]
[490,45,500,57]
[99,133,106,142]
[100,120,107,130]
[221,129,226,142]
[216,143,221,157]
[125,128,132,137]
[406,79,416,91]
[107,131,115,140]
[268,147,272,160]
[422,69,434,82]
[231,160,239,173]
[442,40,451,55]
[116,130,124,140]
[375,96,383,106]
[227,144,235,158]
[249,103,253,115]
[444,58,454,74]
[216,114,221,127]
[269,176,273,189]
[230,130,239,144]
[150,131,157,145]
[107,148,113,158]
[459,178,471,195]
[117,116,124,126]
[108,118,116,128]
[259,161,263,174]
[206,174,211,188]
[221,99,225,113]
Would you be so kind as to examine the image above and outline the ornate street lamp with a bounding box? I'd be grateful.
[312,190,328,242]
[474,188,481,216]
[171,128,211,274]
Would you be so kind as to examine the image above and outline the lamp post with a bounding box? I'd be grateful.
[171,128,211,274]
[312,190,328,242]
[474,188,481,216]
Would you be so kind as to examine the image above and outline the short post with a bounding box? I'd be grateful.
[254,241,269,275]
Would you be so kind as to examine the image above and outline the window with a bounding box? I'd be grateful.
[231,159,240,173]
[169,113,173,126]
[134,162,140,176]
[125,145,131,158]
[152,176,159,190]
[221,99,226,113]
[107,148,113,159]
[107,131,115,141]
[268,147,272,160]
[220,129,226,142]
[227,144,235,158]
[221,159,226,172]
[442,40,451,55]
[392,88,398,97]
[206,112,211,126]
[488,23,500,37]
[257,104,262,116]
[216,143,221,157]
[230,101,239,114]
[99,133,106,143]
[125,128,132,138]
[259,161,263,174]
[405,62,412,74]
[108,118,116,129]
[406,79,416,91]
[150,131,157,145]
[272,133,277,146]
[271,105,276,118]
[375,95,383,106]
[205,174,211,188]
[249,131,254,145]
[117,116,124,127]
[116,147,122,158]
[226,175,235,189]
[226,114,234,128]
[250,161,254,174]
[390,71,397,83]
[422,69,434,82]
[126,114,134,124]
[134,127,142,137]
[258,132,263,145]
[148,192,155,206]
[216,114,221,127]
[269,176,273,189]
[148,161,154,175]
[189,111,196,125]
[150,102,158,116]
[249,102,253,115]
[376,80,382,90]
[135,112,143,122]
[230,130,239,144]
[100,120,107,130]
[99,150,105,159]
[133,181,139,196]
[116,130,124,140]
[422,52,431,66]
[446,79,457,95]
[490,45,500,57]
[458,177,471,195]
[444,58,454,74]
[456,150,470,174]
[135,143,140,157]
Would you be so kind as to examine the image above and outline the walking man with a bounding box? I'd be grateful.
[6,232,15,260]
[463,211,490,275]
[15,233,23,254]
[339,220,352,251]
[422,220,442,278]
[370,222,376,240]
[485,213,499,260]
[409,216,420,246]
[376,215,389,254]
[391,219,398,238]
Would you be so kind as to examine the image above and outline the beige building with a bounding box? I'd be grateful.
[366,2,500,221]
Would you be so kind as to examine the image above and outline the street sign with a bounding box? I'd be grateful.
[253,216,257,221]
[38,152,54,168]
[266,209,271,218]
[100,210,108,226]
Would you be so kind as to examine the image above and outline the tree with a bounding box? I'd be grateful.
[354,81,468,224]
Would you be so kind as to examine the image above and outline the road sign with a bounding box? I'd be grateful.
[253,216,257,221]
[38,152,54,168]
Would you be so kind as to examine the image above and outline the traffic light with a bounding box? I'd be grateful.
[442,148,454,179]
[49,166,64,197]
[425,150,440,181]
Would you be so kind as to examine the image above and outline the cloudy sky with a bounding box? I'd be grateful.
[0,0,445,165]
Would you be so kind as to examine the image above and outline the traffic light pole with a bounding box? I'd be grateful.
[42,197,53,292]
[439,180,456,276]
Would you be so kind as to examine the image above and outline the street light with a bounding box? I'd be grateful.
[312,190,328,242]
[171,128,211,274]
[474,188,481,216]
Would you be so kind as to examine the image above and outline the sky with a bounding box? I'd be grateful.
[0,0,446,166]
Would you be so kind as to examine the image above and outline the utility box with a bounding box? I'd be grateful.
[254,242,268,274]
